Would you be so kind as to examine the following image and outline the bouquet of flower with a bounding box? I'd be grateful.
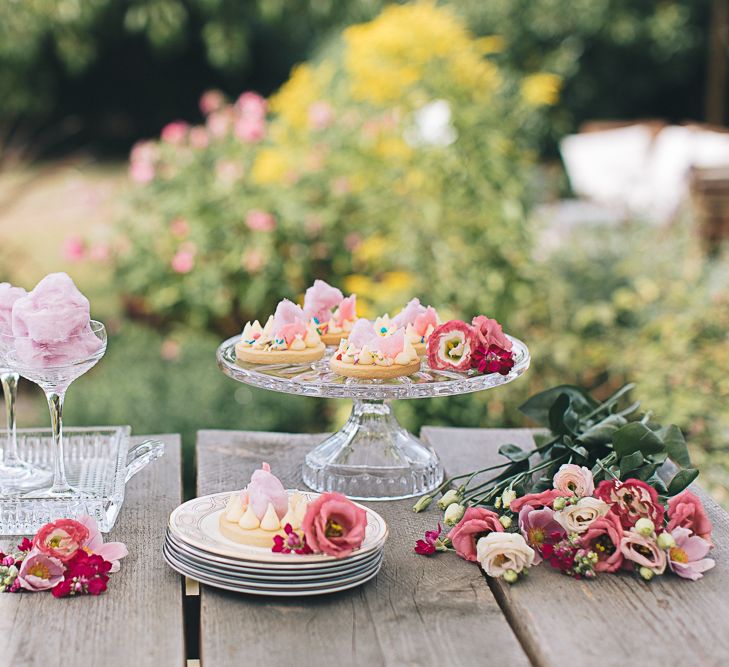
[0,516,127,597]
[414,384,715,583]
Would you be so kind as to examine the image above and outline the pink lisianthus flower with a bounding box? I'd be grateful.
[245,209,276,232]
[620,530,666,575]
[447,507,503,562]
[579,512,624,572]
[595,478,665,529]
[667,526,715,580]
[666,490,713,543]
[471,315,512,352]
[427,320,477,371]
[17,549,65,591]
[553,464,594,497]
[518,505,565,564]
[302,492,367,558]
[76,515,128,573]
[509,489,567,515]
[33,519,89,562]
[414,524,443,556]
[161,120,189,144]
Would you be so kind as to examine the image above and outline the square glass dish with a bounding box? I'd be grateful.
[0,426,164,535]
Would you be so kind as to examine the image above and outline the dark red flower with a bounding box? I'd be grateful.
[17,538,33,552]
[415,524,443,556]
[471,344,514,376]
[51,551,111,598]
[595,478,664,529]
[271,524,313,555]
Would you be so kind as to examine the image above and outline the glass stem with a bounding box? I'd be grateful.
[1,372,20,466]
[46,390,72,494]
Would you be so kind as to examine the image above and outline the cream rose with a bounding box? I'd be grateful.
[476,532,535,577]
[555,497,609,534]
[552,464,594,497]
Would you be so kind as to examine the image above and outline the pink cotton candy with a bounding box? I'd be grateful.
[392,298,425,328]
[348,318,376,348]
[374,329,405,357]
[413,306,438,337]
[334,295,357,323]
[303,280,343,323]
[11,273,102,367]
[0,283,27,337]
[246,463,289,519]
[271,299,307,337]
[278,321,307,345]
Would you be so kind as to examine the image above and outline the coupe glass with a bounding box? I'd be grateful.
[0,321,107,498]
[0,369,52,492]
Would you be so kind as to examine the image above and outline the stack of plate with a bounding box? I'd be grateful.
[164,491,387,596]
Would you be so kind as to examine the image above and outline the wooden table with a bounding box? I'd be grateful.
[3,428,729,667]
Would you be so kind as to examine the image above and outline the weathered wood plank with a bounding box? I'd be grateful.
[0,434,185,667]
[196,429,531,667]
[422,426,729,667]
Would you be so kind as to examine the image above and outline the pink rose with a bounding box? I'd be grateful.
[620,531,666,574]
[580,512,624,572]
[245,209,276,232]
[666,490,713,543]
[302,492,367,558]
[595,478,664,529]
[509,489,567,515]
[33,519,89,562]
[447,507,503,562]
[553,464,594,497]
[471,315,512,351]
[17,549,65,591]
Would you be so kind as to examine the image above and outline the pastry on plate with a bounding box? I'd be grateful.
[329,319,421,379]
[303,280,357,346]
[236,299,325,364]
[219,463,309,548]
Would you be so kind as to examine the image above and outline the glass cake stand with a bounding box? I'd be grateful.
[216,335,530,501]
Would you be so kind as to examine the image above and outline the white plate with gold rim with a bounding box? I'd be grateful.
[168,491,387,565]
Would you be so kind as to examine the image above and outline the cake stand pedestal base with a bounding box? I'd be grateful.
[302,399,443,501]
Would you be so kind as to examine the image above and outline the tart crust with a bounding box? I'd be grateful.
[235,341,326,365]
[320,332,349,347]
[219,514,302,548]
[329,356,421,379]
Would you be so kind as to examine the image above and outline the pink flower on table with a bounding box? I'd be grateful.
[234,116,266,143]
[33,519,89,562]
[63,236,87,263]
[161,121,189,144]
[170,217,190,239]
[471,315,512,352]
[17,537,33,552]
[17,549,65,591]
[620,531,666,575]
[666,490,713,543]
[272,523,313,555]
[189,126,210,149]
[667,527,715,580]
[309,101,334,130]
[447,507,503,562]
[199,89,225,116]
[595,478,664,529]
[77,515,128,573]
[509,489,567,515]
[245,209,276,232]
[518,505,565,564]
[129,160,155,184]
[52,551,112,597]
[236,92,267,120]
[580,512,624,572]
[302,492,367,558]
[171,249,195,274]
[553,464,594,497]
[414,524,443,556]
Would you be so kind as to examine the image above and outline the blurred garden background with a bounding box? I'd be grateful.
[1,0,728,500]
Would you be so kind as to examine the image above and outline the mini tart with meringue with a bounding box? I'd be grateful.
[220,489,309,548]
[329,334,421,379]
[235,316,325,364]
[389,299,440,356]
[313,295,358,347]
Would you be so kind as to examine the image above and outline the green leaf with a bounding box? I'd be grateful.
[498,443,531,463]
[660,424,692,468]
[577,414,627,447]
[519,385,598,425]
[619,451,644,477]
[548,392,570,434]
[612,422,665,458]
[667,468,699,496]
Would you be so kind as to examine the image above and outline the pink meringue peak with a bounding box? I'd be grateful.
[11,273,103,367]
[303,280,344,324]
[243,462,290,519]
